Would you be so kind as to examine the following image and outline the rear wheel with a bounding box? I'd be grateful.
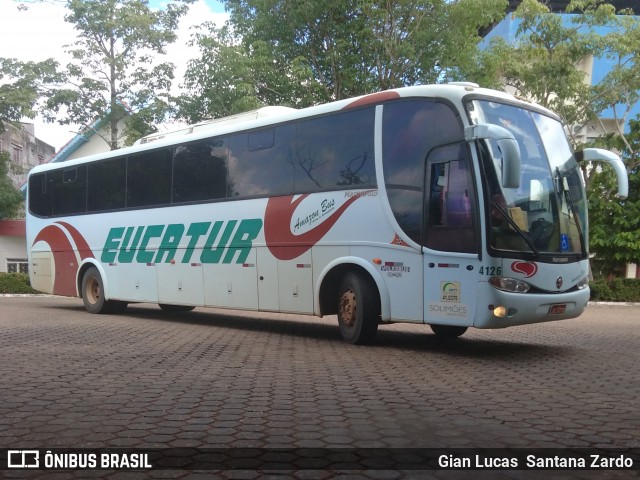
[159,304,196,313]
[430,324,468,339]
[81,267,113,314]
[337,271,379,345]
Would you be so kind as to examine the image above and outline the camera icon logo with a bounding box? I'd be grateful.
[7,450,40,468]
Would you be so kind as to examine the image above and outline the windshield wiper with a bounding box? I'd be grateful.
[492,201,540,256]
[556,168,587,257]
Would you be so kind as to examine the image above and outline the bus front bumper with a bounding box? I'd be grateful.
[473,282,591,329]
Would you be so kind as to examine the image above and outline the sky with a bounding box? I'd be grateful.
[0,0,229,151]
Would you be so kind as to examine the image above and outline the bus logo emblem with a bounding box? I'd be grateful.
[511,261,537,278]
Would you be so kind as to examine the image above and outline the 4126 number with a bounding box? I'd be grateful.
[479,266,502,276]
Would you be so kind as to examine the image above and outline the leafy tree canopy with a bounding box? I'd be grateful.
[0,152,23,219]
[0,57,61,133]
[176,0,507,122]
[46,0,194,149]
[0,57,62,219]
[468,0,640,272]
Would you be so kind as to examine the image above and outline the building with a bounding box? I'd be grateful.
[482,0,640,140]
[0,122,55,189]
[0,220,27,274]
[506,0,638,14]
[1,110,130,274]
[45,109,131,165]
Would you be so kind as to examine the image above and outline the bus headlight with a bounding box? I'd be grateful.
[489,277,530,293]
[576,276,589,290]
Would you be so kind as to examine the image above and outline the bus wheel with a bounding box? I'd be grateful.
[159,304,195,313]
[430,324,468,339]
[81,267,111,314]
[337,271,379,345]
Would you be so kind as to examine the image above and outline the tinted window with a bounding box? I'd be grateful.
[88,157,126,211]
[228,108,376,199]
[424,143,477,253]
[228,125,295,197]
[294,107,376,192]
[29,106,380,217]
[127,149,172,208]
[248,129,275,151]
[173,139,228,203]
[383,100,463,244]
[28,173,51,217]
[51,166,87,216]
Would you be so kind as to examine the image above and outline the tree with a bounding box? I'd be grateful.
[46,0,194,150]
[468,0,640,273]
[0,57,61,133]
[587,120,640,275]
[0,57,62,219]
[468,0,597,141]
[0,152,23,219]
[176,0,507,122]
[175,24,311,122]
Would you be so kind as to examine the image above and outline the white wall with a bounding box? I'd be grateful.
[0,236,27,273]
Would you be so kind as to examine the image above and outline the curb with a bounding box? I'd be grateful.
[587,301,640,307]
[0,294,53,297]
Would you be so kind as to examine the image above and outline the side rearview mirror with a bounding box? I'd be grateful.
[575,148,628,199]
[465,124,521,189]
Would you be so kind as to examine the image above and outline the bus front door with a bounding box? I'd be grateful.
[422,143,480,328]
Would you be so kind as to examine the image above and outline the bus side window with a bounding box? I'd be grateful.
[248,129,274,151]
[52,166,87,216]
[228,125,295,197]
[87,157,126,212]
[382,100,463,245]
[294,108,376,193]
[424,144,477,254]
[127,148,172,208]
[28,172,52,217]
[173,138,228,203]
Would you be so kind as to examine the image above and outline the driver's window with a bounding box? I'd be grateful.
[424,143,478,254]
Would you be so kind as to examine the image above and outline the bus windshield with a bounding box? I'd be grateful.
[468,99,587,257]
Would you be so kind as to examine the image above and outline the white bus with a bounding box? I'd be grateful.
[26,84,628,344]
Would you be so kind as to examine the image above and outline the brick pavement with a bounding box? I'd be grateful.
[0,297,638,479]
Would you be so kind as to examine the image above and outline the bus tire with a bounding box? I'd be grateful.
[81,266,112,314]
[337,271,379,345]
[159,304,196,313]
[430,324,468,339]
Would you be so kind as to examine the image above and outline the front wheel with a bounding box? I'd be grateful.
[430,324,468,339]
[337,271,380,345]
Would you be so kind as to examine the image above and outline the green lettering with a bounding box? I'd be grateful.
[182,222,211,263]
[136,225,164,264]
[101,227,124,263]
[118,226,144,263]
[223,219,263,264]
[155,224,185,263]
[200,221,235,264]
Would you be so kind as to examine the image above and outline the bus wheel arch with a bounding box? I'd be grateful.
[79,263,126,314]
[317,260,390,320]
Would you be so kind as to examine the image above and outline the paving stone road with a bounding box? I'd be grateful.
[0,296,638,480]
